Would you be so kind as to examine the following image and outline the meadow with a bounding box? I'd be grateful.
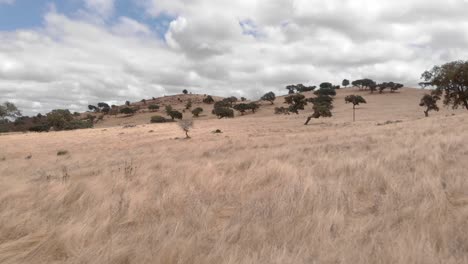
[1,88,467,263]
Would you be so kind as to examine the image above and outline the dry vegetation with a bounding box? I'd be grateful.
[1,88,468,263]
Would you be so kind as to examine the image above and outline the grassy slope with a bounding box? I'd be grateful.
[1,88,468,263]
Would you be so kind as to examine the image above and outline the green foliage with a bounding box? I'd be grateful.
[46,109,73,130]
[222,97,238,107]
[214,100,231,109]
[150,115,169,123]
[377,82,404,93]
[305,95,334,125]
[120,107,136,116]
[168,110,183,120]
[286,84,315,94]
[352,79,376,90]
[342,79,350,87]
[148,104,160,111]
[29,123,50,132]
[345,95,367,106]
[192,107,204,117]
[212,107,234,119]
[422,60,468,110]
[0,102,21,120]
[261,91,276,104]
[314,88,336,97]
[203,95,215,104]
[284,94,307,114]
[248,102,259,113]
[345,95,367,121]
[233,103,249,115]
[319,82,333,89]
[419,91,441,117]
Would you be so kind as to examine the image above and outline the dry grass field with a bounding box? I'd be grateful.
[1,88,468,263]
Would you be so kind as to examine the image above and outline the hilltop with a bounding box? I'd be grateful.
[92,87,459,128]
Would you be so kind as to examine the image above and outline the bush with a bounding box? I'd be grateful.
[29,124,50,132]
[212,107,234,119]
[148,104,160,111]
[203,95,215,104]
[120,107,136,116]
[274,107,290,115]
[192,107,204,117]
[63,120,93,130]
[151,115,168,123]
[57,150,69,156]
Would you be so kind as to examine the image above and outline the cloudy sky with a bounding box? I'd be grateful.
[1,0,468,115]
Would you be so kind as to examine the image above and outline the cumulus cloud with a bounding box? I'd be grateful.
[1,0,468,115]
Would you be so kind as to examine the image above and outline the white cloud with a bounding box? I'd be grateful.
[2,0,468,114]
[83,0,115,18]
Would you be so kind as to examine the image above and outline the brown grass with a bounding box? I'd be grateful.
[1,88,468,263]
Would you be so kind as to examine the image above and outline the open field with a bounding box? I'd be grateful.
[1,88,468,263]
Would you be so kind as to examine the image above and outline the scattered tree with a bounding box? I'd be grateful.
[222,96,238,107]
[304,95,334,125]
[182,89,188,95]
[125,101,131,106]
[261,91,276,104]
[284,94,307,114]
[422,60,468,110]
[212,107,234,119]
[233,103,249,115]
[178,119,193,138]
[419,91,441,117]
[88,105,99,112]
[203,95,215,104]
[241,97,247,101]
[345,95,367,122]
[192,107,204,117]
[314,88,337,97]
[342,79,350,88]
[0,102,21,120]
[319,82,333,89]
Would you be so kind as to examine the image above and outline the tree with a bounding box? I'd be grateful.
[422,60,468,110]
[141,99,147,105]
[223,97,238,107]
[261,91,276,104]
[0,102,21,120]
[241,97,247,101]
[46,109,73,130]
[192,107,204,117]
[320,82,333,89]
[419,91,441,117]
[286,85,296,94]
[185,99,192,110]
[296,84,316,93]
[352,79,376,91]
[284,94,307,114]
[88,105,99,112]
[148,104,160,111]
[120,107,136,116]
[203,95,215,104]
[314,88,336,97]
[233,103,249,115]
[304,95,334,125]
[212,107,234,119]
[345,95,367,122]
[178,119,193,138]
[97,102,110,113]
[342,79,350,88]
[182,89,188,95]
[247,102,259,113]
[165,105,183,120]
[214,100,231,109]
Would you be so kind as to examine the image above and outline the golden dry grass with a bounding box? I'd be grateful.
[1,88,468,263]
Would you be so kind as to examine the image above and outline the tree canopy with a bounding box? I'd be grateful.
[261,92,276,104]
[0,102,21,120]
[422,60,468,110]
[419,91,441,117]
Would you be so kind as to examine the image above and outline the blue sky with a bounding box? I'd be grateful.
[0,0,172,37]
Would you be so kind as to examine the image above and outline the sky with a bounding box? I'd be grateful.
[1,0,468,115]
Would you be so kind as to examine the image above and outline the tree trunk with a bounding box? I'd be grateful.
[185,130,190,138]
[353,105,356,122]
[304,116,312,125]
[424,110,429,117]
[463,98,468,110]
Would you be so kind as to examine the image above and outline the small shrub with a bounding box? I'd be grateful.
[148,104,160,111]
[192,107,204,117]
[178,119,193,138]
[212,129,222,134]
[57,150,69,156]
[150,115,168,123]
[120,107,136,116]
[29,124,50,132]
[203,96,215,104]
[274,107,290,115]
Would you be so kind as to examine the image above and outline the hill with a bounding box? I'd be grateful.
[1,88,468,263]
[94,87,459,128]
